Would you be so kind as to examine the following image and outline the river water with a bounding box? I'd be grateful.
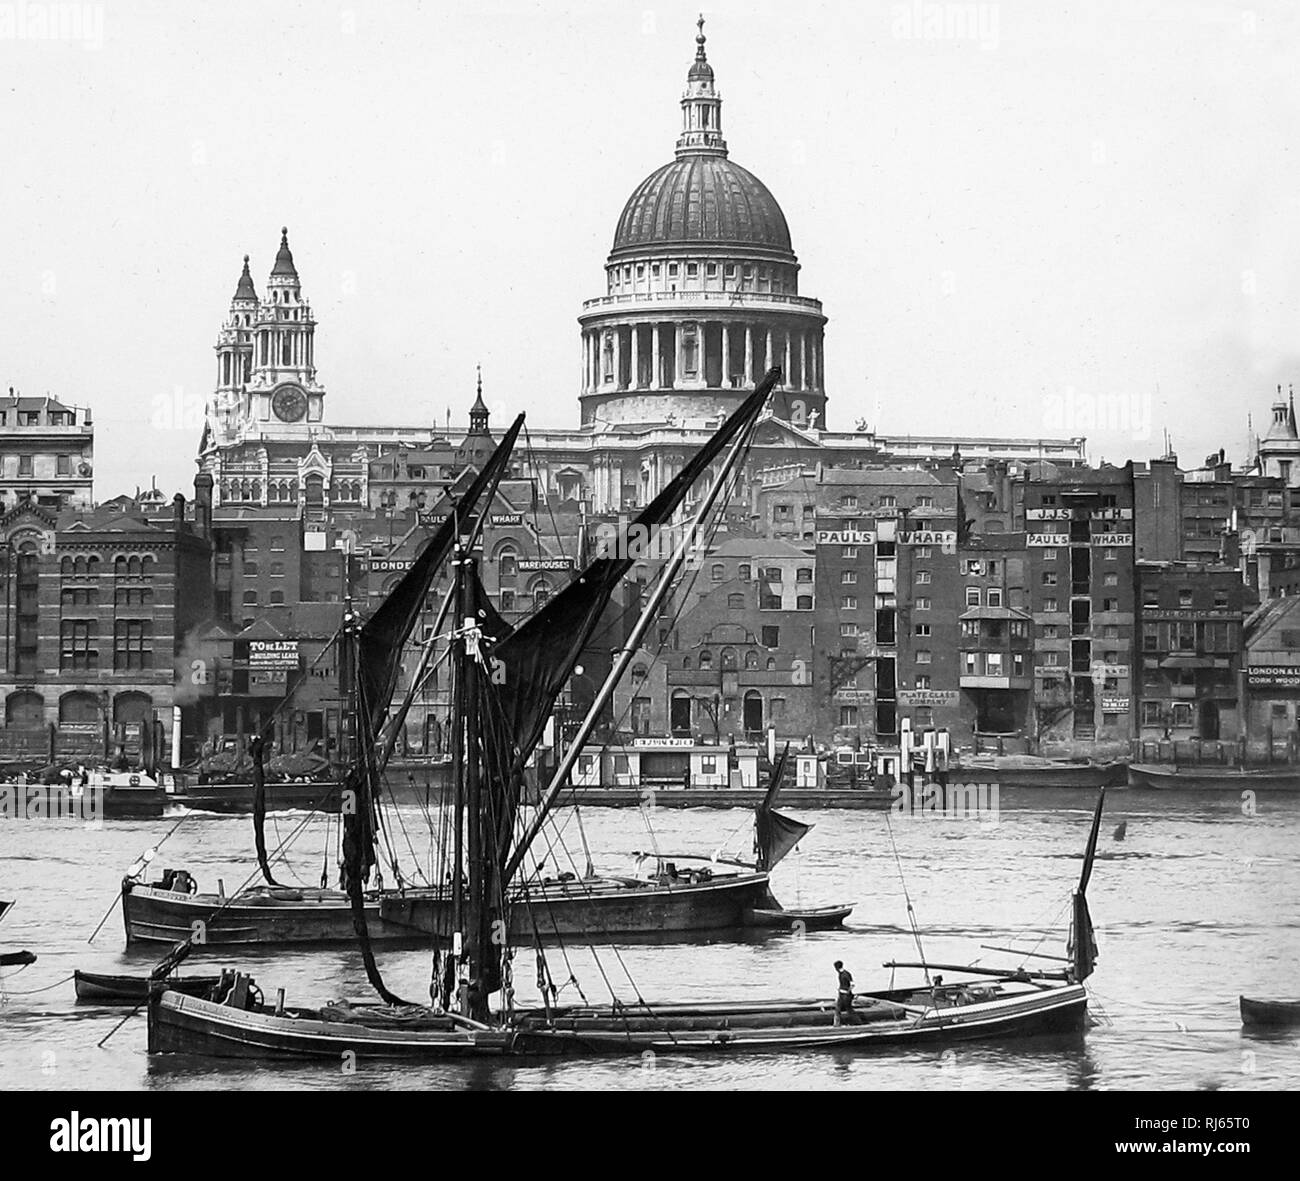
[1,787,1297,1091]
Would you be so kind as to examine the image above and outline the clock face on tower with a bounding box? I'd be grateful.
[271,384,308,423]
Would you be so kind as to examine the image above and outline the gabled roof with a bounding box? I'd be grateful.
[237,616,287,640]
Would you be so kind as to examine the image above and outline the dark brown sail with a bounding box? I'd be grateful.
[487,372,779,878]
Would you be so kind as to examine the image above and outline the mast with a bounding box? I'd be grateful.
[460,550,488,1022]
[448,542,467,1012]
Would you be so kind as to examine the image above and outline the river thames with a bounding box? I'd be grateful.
[1,786,1297,1090]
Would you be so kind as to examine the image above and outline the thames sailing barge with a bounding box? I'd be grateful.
[130,379,812,950]
[149,373,1105,1062]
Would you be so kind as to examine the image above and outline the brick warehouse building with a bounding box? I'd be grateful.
[1134,561,1252,749]
[1024,463,1137,755]
[0,493,212,762]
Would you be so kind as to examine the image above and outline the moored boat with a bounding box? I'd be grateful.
[148,977,1089,1059]
[121,870,776,947]
[1128,762,1300,791]
[171,778,344,814]
[742,904,853,930]
[0,900,36,969]
[74,969,221,1005]
[562,785,895,810]
[1240,995,1300,1027]
[958,756,1127,789]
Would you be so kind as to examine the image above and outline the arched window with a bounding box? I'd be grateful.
[727,593,744,609]
[270,590,285,605]
[114,556,127,578]
[698,650,713,670]
[59,691,100,725]
[6,690,44,727]
[766,657,777,671]
[745,650,759,670]
[683,656,692,670]
[113,691,153,726]
[60,556,73,576]
[242,590,259,605]
[532,578,552,608]
[496,543,518,577]
[721,647,738,671]
[127,556,142,578]
[711,563,725,582]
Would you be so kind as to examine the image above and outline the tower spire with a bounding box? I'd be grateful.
[271,226,298,280]
[676,15,726,158]
[233,254,257,303]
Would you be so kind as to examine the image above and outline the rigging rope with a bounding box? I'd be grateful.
[883,810,933,989]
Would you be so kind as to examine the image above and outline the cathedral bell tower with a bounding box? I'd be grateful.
[205,227,327,452]
[246,228,325,429]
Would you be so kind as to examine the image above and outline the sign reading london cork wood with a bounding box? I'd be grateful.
[1246,665,1300,691]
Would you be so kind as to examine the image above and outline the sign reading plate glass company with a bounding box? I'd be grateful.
[1246,665,1300,691]
[518,558,576,572]
[815,530,875,545]
[248,640,299,669]
[897,690,959,706]
[1028,533,1070,546]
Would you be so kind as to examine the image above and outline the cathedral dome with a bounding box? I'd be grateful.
[611,156,793,261]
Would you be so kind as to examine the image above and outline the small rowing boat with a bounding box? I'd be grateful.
[743,904,853,930]
[1240,995,1300,1027]
[74,969,222,1005]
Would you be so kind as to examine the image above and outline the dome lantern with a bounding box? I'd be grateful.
[677,15,726,158]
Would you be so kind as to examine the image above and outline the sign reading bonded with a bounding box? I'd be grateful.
[249,640,299,669]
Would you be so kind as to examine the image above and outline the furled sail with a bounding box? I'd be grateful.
[754,745,811,871]
[1068,787,1106,982]
[249,731,280,886]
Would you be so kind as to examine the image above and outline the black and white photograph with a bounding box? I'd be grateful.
[0,0,1294,1148]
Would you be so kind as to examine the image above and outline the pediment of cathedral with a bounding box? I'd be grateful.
[752,415,823,448]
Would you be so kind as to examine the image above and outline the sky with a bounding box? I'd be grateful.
[2,0,1299,497]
